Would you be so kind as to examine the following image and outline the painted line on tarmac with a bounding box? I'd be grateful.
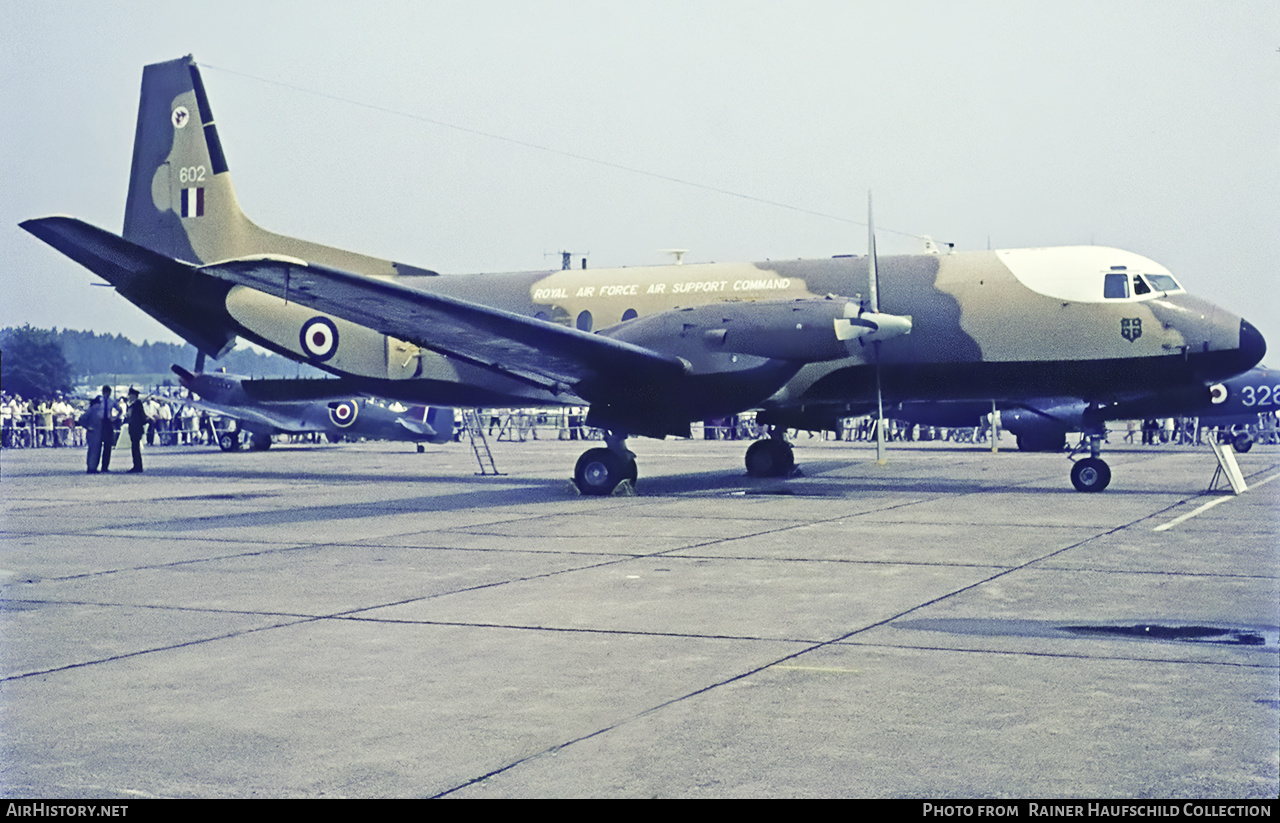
[1153,470,1280,532]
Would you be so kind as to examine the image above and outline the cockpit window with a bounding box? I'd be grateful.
[1132,274,1152,296]
[1104,272,1129,299]
[1144,274,1180,291]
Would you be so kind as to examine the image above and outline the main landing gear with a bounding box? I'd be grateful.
[573,432,638,495]
[1069,431,1111,492]
[744,429,795,478]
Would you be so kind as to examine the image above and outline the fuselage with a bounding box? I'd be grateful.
[219,245,1264,424]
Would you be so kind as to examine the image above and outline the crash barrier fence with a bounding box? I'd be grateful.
[1,417,211,449]
[4,413,1276,450]
[451,411,1280,447]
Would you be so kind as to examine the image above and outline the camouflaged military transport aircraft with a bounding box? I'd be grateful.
[21,56,1266,494]
[170,365,456,452]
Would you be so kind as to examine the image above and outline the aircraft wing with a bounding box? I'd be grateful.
[177,396,297,434]
[200,258,688,395]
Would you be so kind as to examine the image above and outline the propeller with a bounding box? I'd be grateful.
[862,192,910,464]
[868,192,887,463]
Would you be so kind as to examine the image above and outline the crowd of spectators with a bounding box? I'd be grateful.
[1,389,214,449]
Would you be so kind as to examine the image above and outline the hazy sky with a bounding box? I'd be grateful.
[3,1,1277,353]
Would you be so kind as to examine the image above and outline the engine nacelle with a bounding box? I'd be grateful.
[601,298,866,371]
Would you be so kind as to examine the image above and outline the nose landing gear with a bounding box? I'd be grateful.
[1069,430,1111,492]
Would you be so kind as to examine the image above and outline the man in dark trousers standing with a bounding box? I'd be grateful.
[85,384,116,473]
[126,387,147,472]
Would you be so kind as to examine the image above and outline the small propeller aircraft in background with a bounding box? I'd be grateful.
[171,365,455,452]
[21,56,1265,493]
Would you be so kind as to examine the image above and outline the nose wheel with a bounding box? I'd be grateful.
[1069,424,1111,492]
[1070,457,1111,492]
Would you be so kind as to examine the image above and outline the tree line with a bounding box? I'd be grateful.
[1,325,322,398]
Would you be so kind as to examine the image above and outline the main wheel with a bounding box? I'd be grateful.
[217,431,240,452]
[575,448,627,495]
[248,433,273,451]
[745,438,795,478]
[1232,433,1253,453]
[1070,457,1111,492]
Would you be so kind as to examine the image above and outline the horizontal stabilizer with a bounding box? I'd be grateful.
[22,216,237,358]
[394,416,436,437]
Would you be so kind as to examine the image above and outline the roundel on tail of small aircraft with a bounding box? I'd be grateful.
[300,317,339,361]
[329,400,359,428]
[1209,383,1228,405]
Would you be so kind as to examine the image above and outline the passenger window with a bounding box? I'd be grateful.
[621,308,638,322]
[1132,275,1151,296]
[576,310,593,332]
[1104,273,1129,299]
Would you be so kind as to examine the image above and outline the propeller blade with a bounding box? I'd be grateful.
[867,191,887,464]
[867,191,879,314]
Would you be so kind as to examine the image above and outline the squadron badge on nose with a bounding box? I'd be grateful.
[1120,317,1142,342]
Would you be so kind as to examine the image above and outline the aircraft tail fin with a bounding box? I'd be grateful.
[123,55,253,264]
[123,56,402,275]
[424,406,457,443]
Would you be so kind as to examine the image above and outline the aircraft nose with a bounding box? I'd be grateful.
[1239,318,1266,369]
